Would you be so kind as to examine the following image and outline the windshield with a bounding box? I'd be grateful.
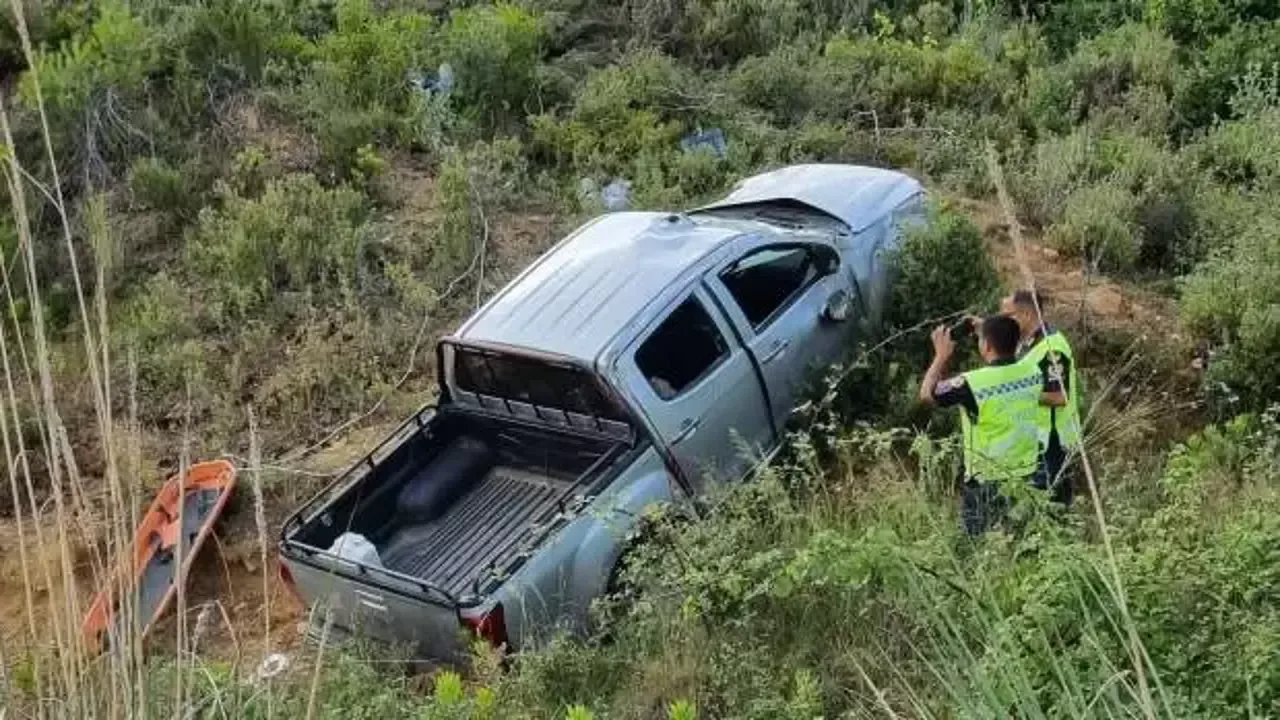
[451,344,626,421]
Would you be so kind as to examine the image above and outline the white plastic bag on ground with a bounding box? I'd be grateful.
[602,178,631,210]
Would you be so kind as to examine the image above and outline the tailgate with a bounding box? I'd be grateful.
[283,549,469,661]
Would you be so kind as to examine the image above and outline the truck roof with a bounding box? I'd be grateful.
[455,164,923,365]
[695,164,923,232]
[456,211,740,363]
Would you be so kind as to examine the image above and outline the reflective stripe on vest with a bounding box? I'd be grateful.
[1022,331,1082,449]
[959,362,1043,482]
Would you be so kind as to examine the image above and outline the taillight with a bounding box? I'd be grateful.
[278,561,304,604]
[462,603,507,648]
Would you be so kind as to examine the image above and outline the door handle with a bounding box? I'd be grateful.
[761,339,790,364]
[671,417,701,445]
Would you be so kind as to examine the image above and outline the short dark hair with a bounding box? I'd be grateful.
[1010,288,1049,311]
[980,315,1021,358]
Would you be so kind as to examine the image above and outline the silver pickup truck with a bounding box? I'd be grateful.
[278,164,925,661]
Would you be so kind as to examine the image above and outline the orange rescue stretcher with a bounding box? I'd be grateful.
[82,460,237,654]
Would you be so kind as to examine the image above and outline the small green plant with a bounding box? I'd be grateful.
[230,144,269,197]
[127,157,200,221]
[188,172,372,315]
[433,671,466,706]
[353,143,387,187]
[668,699,697,720]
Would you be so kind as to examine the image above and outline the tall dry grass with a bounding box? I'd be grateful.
[0,2,296,717]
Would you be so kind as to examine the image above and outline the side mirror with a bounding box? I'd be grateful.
[822,290,852,323]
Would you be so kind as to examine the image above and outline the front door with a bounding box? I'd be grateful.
[616,287,774,489]
[705,242,854,433]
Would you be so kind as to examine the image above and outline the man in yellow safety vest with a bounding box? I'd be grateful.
[920,315,1044,535]
[1001,289,1082,507]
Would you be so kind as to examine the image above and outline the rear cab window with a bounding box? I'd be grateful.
[635,296,729,400]
[452,345,626,421]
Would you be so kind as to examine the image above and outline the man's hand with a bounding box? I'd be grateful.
[921,325,957,404]
[931,324,956,361]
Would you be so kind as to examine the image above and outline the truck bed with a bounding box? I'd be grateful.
[379,465,568,596]
[284,407,625,603]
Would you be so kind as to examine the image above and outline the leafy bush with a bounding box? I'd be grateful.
[1181,209,1280,410]
[188,173,373,317]
[1026,23,1178,136]
[727,44,819,126]
[127,157,202,221]
[1047,180,1142,271]
[19,2,167,185]
[440,4,546,131]
[1015,127,1196,270]
[528,50,737,206]
[625,0,869,67]
[1186,102,1280,189]
[168,0,293,90]
[886,202,1000,331]
[816,30,1011,126]
[291,0,436,174]
[1174,20,1280,134]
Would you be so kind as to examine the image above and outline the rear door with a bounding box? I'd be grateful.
[705,241,854,432]
[615,287,773,489]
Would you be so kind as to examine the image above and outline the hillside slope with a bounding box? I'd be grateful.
[2,0,1280,716]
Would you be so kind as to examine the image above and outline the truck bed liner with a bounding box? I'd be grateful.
[379,466,569,597]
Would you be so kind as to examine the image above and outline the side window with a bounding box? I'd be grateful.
[719,245,833,329]
[635,296,729,400]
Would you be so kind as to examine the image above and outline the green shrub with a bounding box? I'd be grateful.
[19,2,167,183]
[1181,209,1280,409]
[727,44,818,126]
[115,272,209,414]
[816,30,1012,126]
[440,4,545,131]
[1016,128,1195,270]
[292,0,436,174]
[916,107,1025,196]
[1186,103,1280,189]
[886,202,1000,332]
[188,173,373,317]
[316,0,433,108]
[127,157,201,220]
[528,50,729,205]
[1026,22,1179,136]
[1039,0,1144,56]
[433,138,530,273]
[169,0,291,89]
[229,144,268,197]
[627,0,869,67]
[1174,19,1280,134]
[1047,180,1142,271]
[1014,128,1095,227]
[1067,22,1178,101]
